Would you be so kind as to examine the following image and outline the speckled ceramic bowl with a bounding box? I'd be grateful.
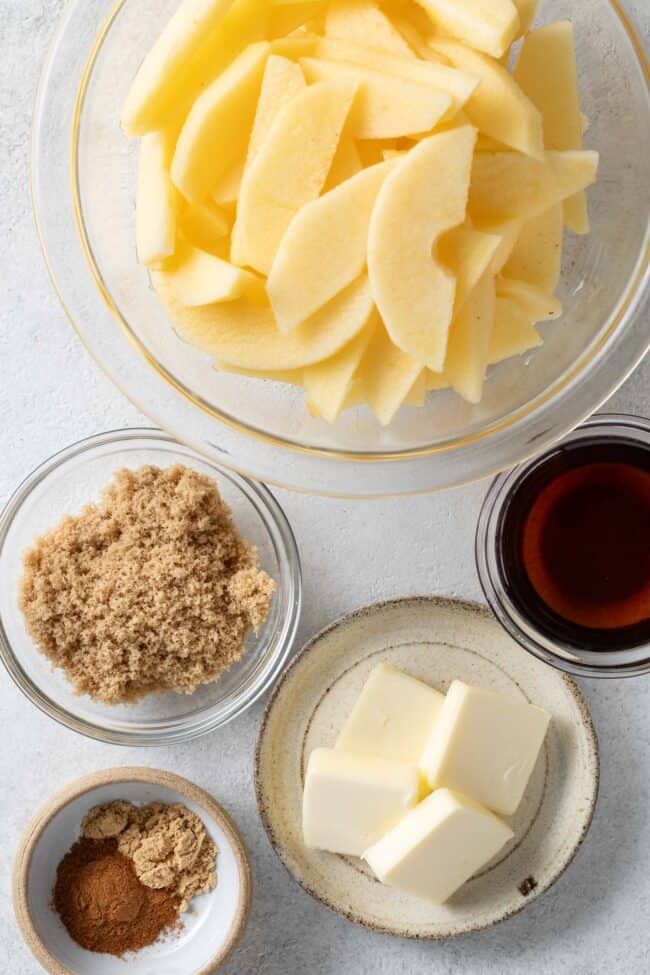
[13,767,252,975]
[255,596,599,938]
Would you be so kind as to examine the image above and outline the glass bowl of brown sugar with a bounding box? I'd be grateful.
[0,429,302,744]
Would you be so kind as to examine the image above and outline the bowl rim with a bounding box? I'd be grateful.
[31,0,650,495]
[253,593,600,939]
[12,766,253,975]
[0,427,303,746]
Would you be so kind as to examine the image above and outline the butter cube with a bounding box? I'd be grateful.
[420,680,551,815]
[336,663,445,766]
[302,748,420,857]
[364,788,513,904]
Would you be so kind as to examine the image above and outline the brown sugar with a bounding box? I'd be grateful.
[52,838,180,956]
[19,465,275,704]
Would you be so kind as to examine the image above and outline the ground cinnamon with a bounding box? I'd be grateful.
[53,837,180,956]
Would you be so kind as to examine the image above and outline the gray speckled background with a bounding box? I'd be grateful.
[1,2,648,973]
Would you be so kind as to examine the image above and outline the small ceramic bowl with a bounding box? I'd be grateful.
[13,767,252,975]
[0,428,302,745]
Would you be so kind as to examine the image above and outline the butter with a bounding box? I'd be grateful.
[336,663,445,766]
[420,680,551,815]
[364,788,514,904]
[302,748,420,857]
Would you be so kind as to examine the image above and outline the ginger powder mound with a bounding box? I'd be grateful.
[19,465,275,704]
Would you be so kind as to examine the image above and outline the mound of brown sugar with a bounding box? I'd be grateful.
[19,465,275,704]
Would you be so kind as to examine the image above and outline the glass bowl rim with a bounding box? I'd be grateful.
[475,411,650,678]
[31,0,650,495]
[0,427,303,745]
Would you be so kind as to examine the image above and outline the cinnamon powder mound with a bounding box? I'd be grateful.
[19,465,275,704]
[53,838,180,956]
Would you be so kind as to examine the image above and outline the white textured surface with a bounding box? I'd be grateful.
[0,2,648,973]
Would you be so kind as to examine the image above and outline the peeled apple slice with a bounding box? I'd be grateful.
[489,294,542,363]
[246,55,306,163]
[232,80,358,274]
[325,0,416,58]
[267,161,396,332]
[429,38,543,158]
[304,321,376,423]
[444,273,496,403]
[122,0,269,136]
[136,132,178,267]
[171,42,270,203]
[358,325,424,425]
[438,226,501,312]
[514,21,588,233]
[469,150,599,225]
[416,0,520,59]
[368,126,477,371]
[178,200,230,254]
[158,242,264,306]
[300,58,452,140]
[513,0,539,36]
[153,273,374,370]
[312,38,479,111]
[502,205,563,292]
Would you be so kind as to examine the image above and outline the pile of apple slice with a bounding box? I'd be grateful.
[124,0,598,425]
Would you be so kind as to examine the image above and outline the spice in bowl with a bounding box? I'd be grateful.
[53,800,218,956]
[19,465,275,703]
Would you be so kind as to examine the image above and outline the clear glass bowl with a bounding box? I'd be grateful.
[32,0,650,496]
[0,429,302,744]
[476,413,650,678]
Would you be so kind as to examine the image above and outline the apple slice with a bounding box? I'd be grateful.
[489,294,542,363]
[211,160,244,206]
[136,131,179,267]
[153,273,374,370]
[368,126,477,371]
[179,200,230,254]
[304,321,376,423]
[513,0,539,35]
[415,0,520,58]
[497,277,562,321]
[312,38,479,111]
[357,324,424,425]
[247,55,306,163]
[325,0,416,58]
[122,0,270,136]
[444,273,496,403]
[438,226,501,312]
[171,42,270,203]
[232,80,358,274]
[267,160,396,331]
[514,21,588,233]
[469,150,599,225]
[300,58,452,139]
[483,219,524,274]
[429,38,543,157]
[502,205,563,292]
[158,241,264,306]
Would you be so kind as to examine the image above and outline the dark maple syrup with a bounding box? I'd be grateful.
[500,438,650,651]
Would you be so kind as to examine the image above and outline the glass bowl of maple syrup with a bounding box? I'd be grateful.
[476,414,650,678]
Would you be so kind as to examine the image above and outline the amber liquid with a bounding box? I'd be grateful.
[500,438,650,651]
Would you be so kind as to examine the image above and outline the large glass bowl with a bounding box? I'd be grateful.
[0,429,302,745]
[32,0,650,496]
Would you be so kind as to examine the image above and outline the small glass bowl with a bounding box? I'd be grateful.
[0,429,302,744]
[476,413,650,678]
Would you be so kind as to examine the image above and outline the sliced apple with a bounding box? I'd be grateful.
[368,126,477,371]
[179,200,230,254]
[153,273,374,370]
[358,324,424,425]
[438,226,501,311]
[323,134,363,190]
[122,0,270,136]
[416,0,520,58]
[232,80,358,274]
[247,55,306,163]
[502,205,563,292]
[514,21,588,233]
[429,38,543,157]
[469,150,599,225]
[325,0,416,58]
[489,294,542,364]
[267,160,396,331]
[482,219,523,274]
[171,42,270,203]
[497,277,562,321]
[444,272,496,403]
[303,320,376,423]
[158,241,264,306]
[211,160,244,206]
[300,58,452,140]
[404,369,428,406]
[311,37,479,111]
[136,131,179,267]
[513,0,539,35]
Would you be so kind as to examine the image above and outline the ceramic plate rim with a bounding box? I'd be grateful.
[254,595,600,939]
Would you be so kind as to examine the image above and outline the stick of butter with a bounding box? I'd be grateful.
[420,680,551,816]
[364,788,514,904]
[336,663,445,765]
[302,748,420,857]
